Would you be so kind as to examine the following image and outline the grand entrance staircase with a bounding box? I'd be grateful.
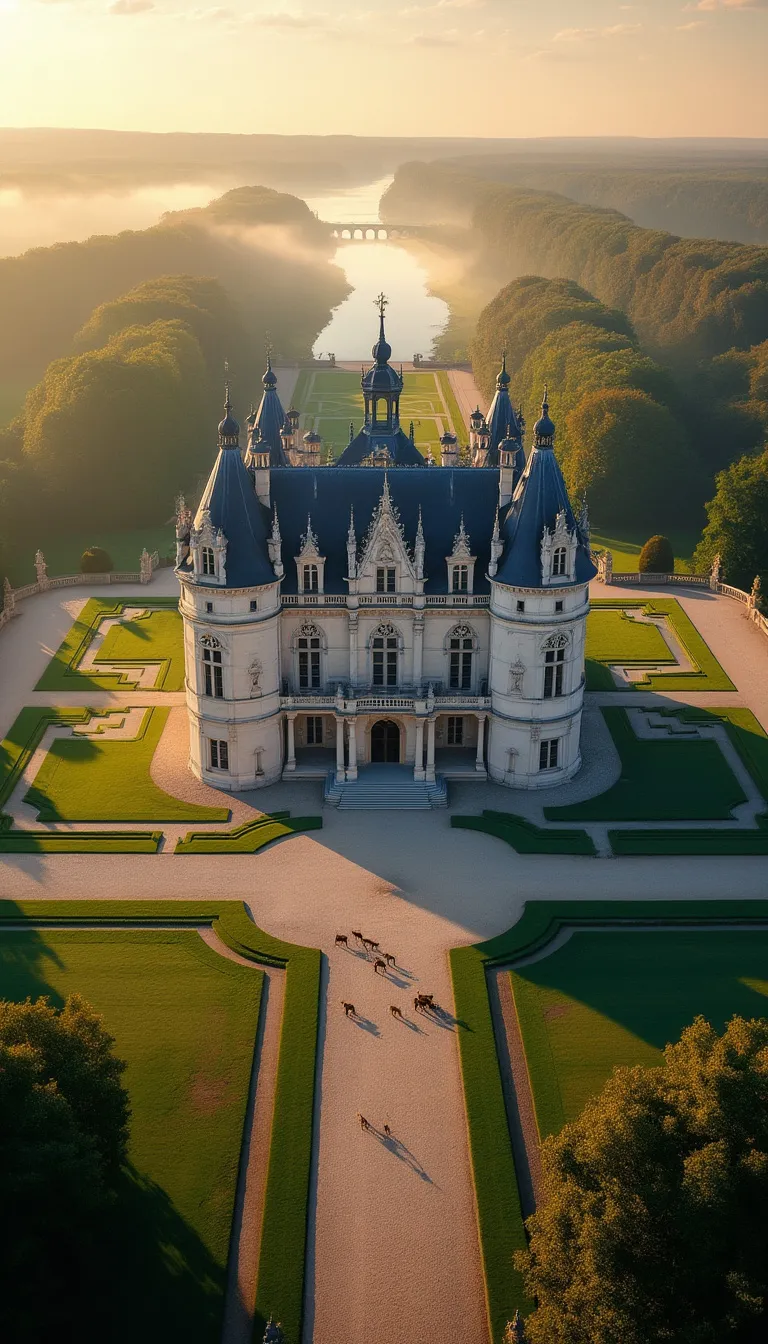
[324,765,448,810]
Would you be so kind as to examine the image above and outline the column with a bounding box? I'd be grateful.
[414,718,425,781]
[348,612,358,685]
[335,715,346,783]
[425,717,436,783]
[285,713,297,772]
[347,717,358,781]
[413,615,424,687]
[475,714,486,772]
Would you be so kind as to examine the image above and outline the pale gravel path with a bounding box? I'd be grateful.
[448,368,487,427]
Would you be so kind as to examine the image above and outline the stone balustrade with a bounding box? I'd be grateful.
[0,549,161,631]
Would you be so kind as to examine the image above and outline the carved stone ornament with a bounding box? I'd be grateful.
[372,621,397,639]
[200,632,225,651]
[508,660,526,694]
[249,658,263,695]
[530,723,542,742]
[450,623,472,641]
[542,632,570,651]
[297,620,322,640]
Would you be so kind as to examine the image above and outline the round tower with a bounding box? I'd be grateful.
[487,393,596,788]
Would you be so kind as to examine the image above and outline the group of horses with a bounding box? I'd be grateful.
[336,928,438,1020]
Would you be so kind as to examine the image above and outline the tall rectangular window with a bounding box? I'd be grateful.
[539,739,559,771]
[552,547,567,577]
[306,716,323,745]
[452,565,469,594]
[376,567,396,593]
[298,636,321,689]
[209,738,229,770]
[543,647,565,699]
[449,634,473,690]
[203,646,223,698]
[447,716,464,746]
[372,634,398,686]
[303,564,319,593]
[202,546,215,576]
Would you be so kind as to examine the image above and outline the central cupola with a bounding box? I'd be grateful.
[337,294,424,467]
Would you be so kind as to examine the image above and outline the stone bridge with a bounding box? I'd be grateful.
[324,222,426,242]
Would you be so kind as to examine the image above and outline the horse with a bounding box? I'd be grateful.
[335,933,348,948]
[362,938,379,952]
[351,929,364,942]
[373,958,386,975]
[341,1001,356,1017]
[389,1004,403,1019]
[356,1112,370,1131]
[384,952,396,967]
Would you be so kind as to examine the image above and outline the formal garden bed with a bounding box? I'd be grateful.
[450,899,768,1335]
[175,813,322,853]
[451,810,596,856]
[0,900,321,1344]
[585,599,735,692]
[545,707,747,823]
[36,597,184,692]
[23,706,229,823]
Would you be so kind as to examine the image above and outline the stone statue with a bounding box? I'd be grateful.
[249,658,262,695]
[262,1318,283,1344]
[140,549,153,584]
[596,549,613,585]
[503,1310,528,1343]
[34,549,47,585]
[710,552,723,589]
[749,574,763,612]
[509,660,525,695]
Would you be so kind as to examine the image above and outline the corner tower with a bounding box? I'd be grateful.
[486,392,596,788]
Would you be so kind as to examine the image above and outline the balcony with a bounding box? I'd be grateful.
[280,682,491,713]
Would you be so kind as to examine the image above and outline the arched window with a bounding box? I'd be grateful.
[294,622,324,690]
[552,546,567,577]
[446,623,476,691]
[370,622,399,688]
[200,634,224,699]
[202,546,215,577]
[303,563,319,593]
[542,633,569,700]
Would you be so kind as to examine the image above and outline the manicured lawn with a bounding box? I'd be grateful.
[511,927,768,1141]
[545,707,746,822]
[586,608,674,665]
[24,707,229,823]
[452,811,596,856]
[436,369,469,441]
[0,924,263,1341]
[292,366,463,460]
[36,597,183,692]
[175,813,322,853]
[587,599,735,693]
[6,527,175,587]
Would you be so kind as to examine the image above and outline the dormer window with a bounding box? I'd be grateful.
[202,547,215,576]
[452,565,469,594]
[446,517,476,596]
[541,510,577,586]
[295,516,325,596]
[190,509,227,585]
[553,547,567,577]
[376,566,396,593]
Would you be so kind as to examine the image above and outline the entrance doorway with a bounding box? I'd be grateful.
[371,719,400,763]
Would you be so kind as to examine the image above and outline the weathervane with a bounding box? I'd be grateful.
[374,292,388,318]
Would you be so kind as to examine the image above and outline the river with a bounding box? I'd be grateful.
[305,176,449,361]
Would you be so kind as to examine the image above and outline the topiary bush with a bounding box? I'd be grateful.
[638,534,674,573]
[80,546,113,573]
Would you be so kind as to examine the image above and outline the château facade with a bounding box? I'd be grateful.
[175,301,596,797]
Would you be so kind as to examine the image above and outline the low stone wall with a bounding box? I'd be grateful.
[598,557,768,643]
[0,550,160,630]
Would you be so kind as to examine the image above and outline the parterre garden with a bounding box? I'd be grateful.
[291,367,467,460]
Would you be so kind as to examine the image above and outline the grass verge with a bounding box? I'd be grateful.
[545,707,746,822]
[436,369,469,440]
[35,596,183,692]
[452,811,596,856]
[586,599,734,692]
[175,814,322,853]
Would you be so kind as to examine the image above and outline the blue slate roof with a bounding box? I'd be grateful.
[253,383,286,456]
[486,384,522,454]
[495,443,596,589]
[337,426,424,467]
[180,446,275,589]
[271,467,502,594]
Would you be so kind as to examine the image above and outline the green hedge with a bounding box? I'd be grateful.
[175,814,322,854]
[35,596,182,692]
[0,706,91,816]
[0,901,321,1344]
[0,828,162,853]
[450,945,532,1341]
[545,707,746,823]
[452,811,596,856]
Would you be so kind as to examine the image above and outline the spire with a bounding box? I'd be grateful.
[409,420,415,442]
[347,506,356,546]
[497,350,510,389]
[268,504,283,578]
[533,386,556,449]
[217,381,240,448]
[349,421,355,443]
[346,506,357,580]
[414,506,425,580]
[371,291,392,364]
[262,344,277,389]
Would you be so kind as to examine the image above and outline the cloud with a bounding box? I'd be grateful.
[244,8,328,24]
[688,0,768,8]
[553,22,641,40]
[108,0,154,13]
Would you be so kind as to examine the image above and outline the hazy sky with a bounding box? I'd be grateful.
[0,0,766,138]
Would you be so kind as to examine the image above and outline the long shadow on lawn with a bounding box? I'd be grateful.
[0,905,66,1003]
[514,928,768,1052]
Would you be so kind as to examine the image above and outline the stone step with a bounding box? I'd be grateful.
[324,768,448,811]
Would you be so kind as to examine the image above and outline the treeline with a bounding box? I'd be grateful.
[0,183,348,394]
[447,158,768,245]
[472,277,702,530]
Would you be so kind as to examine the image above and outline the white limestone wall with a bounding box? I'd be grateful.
[487,580,589,789]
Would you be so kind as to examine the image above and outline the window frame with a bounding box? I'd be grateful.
[209,738,229,770]
[376,566,397,594]
[539,738,559,771]
[446,716,464,746]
